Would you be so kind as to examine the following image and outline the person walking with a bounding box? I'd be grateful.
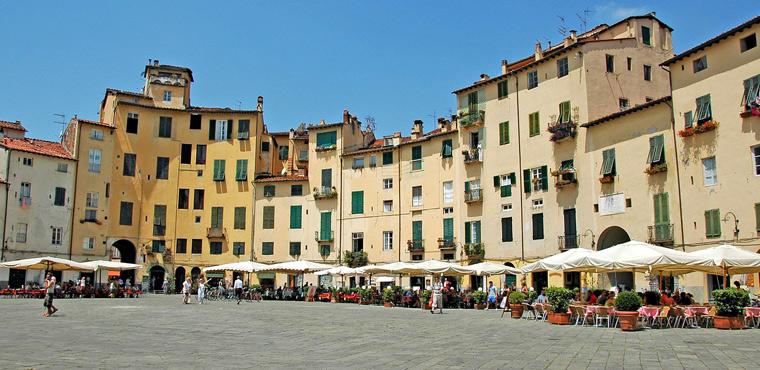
[234,276,244,305]
[431,276,443,314]
[181,277,192,304]
[42,273,58,317]
[162,279,169,294]
[485,281,497,310]
[197,276,207,304]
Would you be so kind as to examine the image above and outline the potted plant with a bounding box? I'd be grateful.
[614,291,642,331]
[420,290,432,310]
[508,291,526,318]
[359,288,371,305]
[472,290,487,309]
[712,288,750,329]
[599,175,615,184]
[546,287,574,325]
[382,287,395,307]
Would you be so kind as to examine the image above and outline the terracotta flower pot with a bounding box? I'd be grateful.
[714,316,745,330]
[422,303,432,310]
[510,304,524,318]
[548,312,570,325]
[475,303,486,310]
[360,301,370,305]
[617,311,639,331]
[383,302,393,308]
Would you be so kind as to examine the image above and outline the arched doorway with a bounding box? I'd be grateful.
[175,267,186,293]
[597,226,632,290]
[504,262,517,289]
[190,267,201,282]
[149,265,165,292]
[113,240,137,283]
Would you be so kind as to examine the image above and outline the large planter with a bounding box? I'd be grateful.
[474,303,486,310]
[617,311,639,331]
[360,301,370,305]
[422,303,432,310]
[510,304,524,318]
[548,312,570,325]
[714,316,745,330]
[383,302,393,308]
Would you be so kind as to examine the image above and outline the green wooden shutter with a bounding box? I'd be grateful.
[320,212,331,240]
[559,101,571,122]
[382,151,393,165]
[263,206,274,229]
[412,220,422,241]
[464,221,471,244]
[443,218,453,242]
[209,120,216,140]
[235,159,248,181]
[211,207,223,228]
[493,175,501,187]
[540,166,548,190]
[501,185,511,197]
[234,207,246,229]
[351,191,364,214]
[442,139,452,157]
[412,146,422,160]
[509,172,516,184]
[523,169,532,193]
[499,121,510,145]
[602,149,615,175]
[705,209,721,237]
[755,203,760,232]
[464,181,470,193]
[684,111,693,128]
[533,213,544,240]
[213,160,225,181]
[290,205,302,229]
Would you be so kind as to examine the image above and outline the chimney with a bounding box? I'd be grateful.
[438,118,451,132]
[570,30,577,41]
[534,41,543,60]
[501,60,508,75]
[411,120,424,140]
[257,96,264,112]
[343,110,350,125]
[479,73,490,81]
[153,59,160,66]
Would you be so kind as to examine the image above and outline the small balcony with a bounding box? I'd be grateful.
[648,224,674,246]
[207,227,226,239]
[644,162,668,175]
[315,230,334,242]
[313,186,337,199]
[437,238,456,251]
[462,148,482,164]
[464,189,482,203]
[407,239,424,252]
[677,120,718,138]
[551,168,577,189]
[458,104,485,128]
[464,243,485,260]
[558,235,580,251]
[547,120,577,142]
[19,196,31,207]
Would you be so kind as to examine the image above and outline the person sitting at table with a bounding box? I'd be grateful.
[597,291,609,306]
[679,292,692,305]
[586,291,597,305]
[536,289,548,304]
[605,291,616,307]
[734,281,744,291]
[661,292,675,306]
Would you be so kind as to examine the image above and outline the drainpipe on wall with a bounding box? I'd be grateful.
[514,75,526,261]
[67,122,82,260]
[397,144,401,263]
[1,151,11,262]
[662,65,687,251]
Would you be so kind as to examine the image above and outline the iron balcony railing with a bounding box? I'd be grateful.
[648,224,674,245]
[315,230,334,242]
[558,235,580,250]
[207,227,226,239]
[463,147,482,164]
[313,186,337,199]
[464,189,483,203]
[437,238,456,250]
[457,103,486,128]
[407,239,424,252]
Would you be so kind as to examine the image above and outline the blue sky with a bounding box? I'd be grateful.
[0,1,752,141]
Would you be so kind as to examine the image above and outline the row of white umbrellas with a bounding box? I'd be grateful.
[0,256,140,272]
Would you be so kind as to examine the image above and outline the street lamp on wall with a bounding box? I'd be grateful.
[722,212,740,242]
[582,229,596,250]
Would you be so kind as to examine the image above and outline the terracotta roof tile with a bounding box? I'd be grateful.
[0,120,27,132]
[662,15,760,66]
[581,96,672,128]
[254,175,308,183]
[75,117,115,128]
[0,137,75,160]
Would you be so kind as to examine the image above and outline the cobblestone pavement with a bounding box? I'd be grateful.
[2,295,760,369]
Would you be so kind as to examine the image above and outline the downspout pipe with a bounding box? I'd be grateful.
[661,65,686,251]
[514,75,526,261]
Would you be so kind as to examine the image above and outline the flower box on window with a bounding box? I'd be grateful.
[678,120,719,138]
[644,163,668,175]
[599,175,615,184]
[315,144,337,152]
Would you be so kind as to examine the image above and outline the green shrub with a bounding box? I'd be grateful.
[358,288,372,302]
[382,287,395,302]
[713,288,751,317]
[546,287,574,313]
[421,289,432,303]
[508,291,525,304]
[471,290,487,304]
[615,291,642,312]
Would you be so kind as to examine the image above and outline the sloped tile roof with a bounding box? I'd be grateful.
[0,137,74,160]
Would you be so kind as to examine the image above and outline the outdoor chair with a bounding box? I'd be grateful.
[570,306,584,326]
[522,303,535,320]
[652,306,671,329]
[594,306,611,327]
[680,307,698,328]
[703,306,717,328]
[534,303,547,321]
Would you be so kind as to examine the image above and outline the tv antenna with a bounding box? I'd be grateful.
[53,113,66,139]
[236,100,243,110]
[557,15,568,37]
[576,8,592,33]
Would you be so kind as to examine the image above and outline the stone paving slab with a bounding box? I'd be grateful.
[1,295,760,369]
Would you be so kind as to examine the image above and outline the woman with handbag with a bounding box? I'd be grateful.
[42,273,58,317]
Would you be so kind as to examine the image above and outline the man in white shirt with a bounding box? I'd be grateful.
[182,277,192,304]
[431,276,443,314]
[234,277,244,305]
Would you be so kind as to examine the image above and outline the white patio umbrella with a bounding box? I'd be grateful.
[354,264,377,274]
[203,261,269,273]
[257,260,334,273]
[521,248,594,273]
[469,261,522,276]
[690,244,760,287]
[82,260,141,271]
[565,241,715,273]
[314,266,357,276]
[396,260,475,275]
[359,262,415,274]
[1,256,94,272]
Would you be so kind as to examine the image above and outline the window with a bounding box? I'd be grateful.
[352,157,364,169]
[213,159,225,181]
[441,139,453,158]
[191,239,202,254]
[163,90,172,102]
[641,25,651,46]
[90,128,103,141]
[527,71,538,89]
[532,199,544,209]
[233,242,245,256]
[176,239,187,254]
[442,181,453,204]
[119,201,133,225]
[532,213,544,240]
[153,205,167,236]
[464,221,480,244]
[316,131,337,149]
[383,231,393,251]
[601,149,616,176]
[278,146,289,161]
[703,157,717,186]
[742,75,760,110]
[262,242,274,256]
[237,119,250,139]
[57,163,68,173]
[190,114,202,130]
[696,94,712,123]
[558,101,571,123]
[443,207,454,214]
[647,135,665,165]
[289,205,302,229]
[412,220,423,244]
[234,207,246,229]
[298,150,308,162]
[523,166,548,192]
[489,80,505,101]
[352,232,364,252]
[442,218,453,243]
[499,121,509,145]
[84,209,97,222]
[383,178,393,189]
[619,98,629,111]
[684,111,694,128]
[261,142,270,152]
[741,34,757,52]
[51,227,63,246]
[383,200,393,213]
[705,209,721,238]
[85,191,98,208]
[502,204,512,212]
[557,57,569,78]
[643,65,652,81]
[369,156,377,167]
[263,185,275,197]
[382,151,393,165]
[753,146,760,176]
[156,157,169,180]
[529,112,540,137]
[351,191,364,214]
[83,237,95,250]
[411,146,423,171]
[235,159,248,181]
[158,116,172,138]
[21,157,32,166]
[210,242,222,255]
[605,54,614,73]
[126,112,139,133]
[209,119,231,141]
[693,56,708,73]
[193,189,205,210]
[755,203,760,232]
[196,144,206,164]
[53,187,65,206]
[88,149,101,172]
[290,242,302,256]
[15,223,27,243]
[291,185,303,196]
[501,217,513,242]
[412,186,422,207]
[180,144,192,164]
[122,153,136,176]
[262,206,275,229]
[627,57,632,71]
[320,212,332,241]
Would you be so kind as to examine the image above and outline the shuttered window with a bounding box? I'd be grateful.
[742,74,760,109]
[464,221,471,244]
[156,157,169,180]
[532,213,544,240]
[123,153,136,176]
[696,95,712,123]
[213,160,225,181]
[191,239,202,254]
[641,25,651,45]
[233,242,245,256]
[684,111,693,129]
[237,119,250,139]
[211,207,223,229]
[647,135,665,165]
[316,131,337,148]
[235,159,248,181]
[263,206,275,229]
[529,112,540,137]
[382,151,393,165]
[119,201,133,226]
[412,220,422,241]
[441,139,453,157]
[209,242,222,255]
[497,80,508,99]
[705,209,721,238]
[290,205,302,229]
[411,146,423,171]
[499,121,509,145]
[601,149,616,176]
[158,116,172,138]
[527,71,538,89]
[351,191,364,214]
[559,101,571,123]
[263,185,275,197]
[234,207,246,229]
[501,217,513,242]
[289,242,301,256]
[755,203,760,232]
[443,218,454,242]
[54,187,66,206]
[153,205,167,236]
[320,212,332,241]
[262,242,274,255]
[654,193,671,240]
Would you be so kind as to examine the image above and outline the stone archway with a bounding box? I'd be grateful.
[175,267,186,293]
[112,240,137,283]
[504,262,517,288]
[597,226,632,290]
[149,265,166,292]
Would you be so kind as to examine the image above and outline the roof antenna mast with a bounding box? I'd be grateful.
[53,113,66,140]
